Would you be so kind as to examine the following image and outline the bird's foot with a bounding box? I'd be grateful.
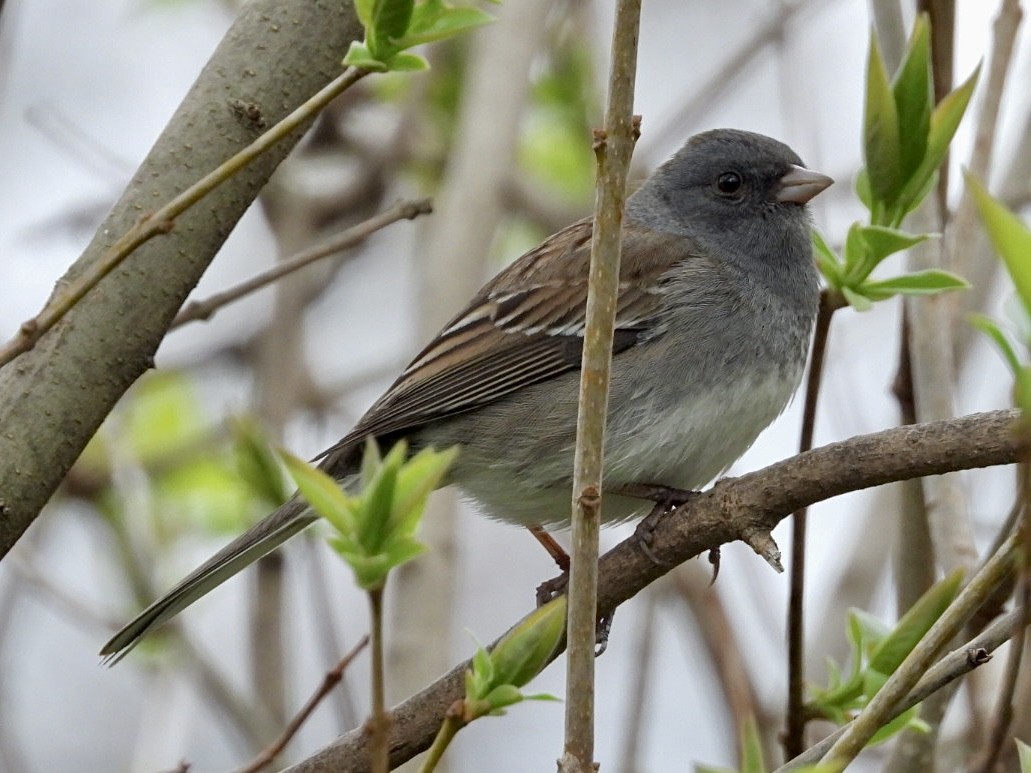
[616,484,699,567]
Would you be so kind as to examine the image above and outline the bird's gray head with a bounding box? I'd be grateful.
[628,129,832,269]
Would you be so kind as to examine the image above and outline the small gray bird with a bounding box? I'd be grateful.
[102,128,832,659]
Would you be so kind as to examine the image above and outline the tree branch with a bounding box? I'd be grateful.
[281,409,1022,773]
[0,0,362,558]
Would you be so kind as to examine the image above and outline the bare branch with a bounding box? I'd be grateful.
[234,636,369,773]
[171,199,433,329]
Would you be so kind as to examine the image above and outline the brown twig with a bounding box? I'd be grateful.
[561,1,641,770]
[821,534,1020,768]
[234,636,369,773]
[281,410,1024,773]
[171,198,432,329]
[785,290,841,758]
[777,605,1021,772]
[0,67,369,369]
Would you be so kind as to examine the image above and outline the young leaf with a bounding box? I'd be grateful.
[740,716,766,773]
[842,285,874,312]
[969,314,1021,375]
[372,0,415,43]
[488,596,567,690]
[890,14,932,180]
[1016,738,1031,773]
[399,5,494,47]
[894,64,981,218]
[233,418,290,508]
[281,450,354,533]
[859,225,930,264]
[861,269,969,301]
[868,569,963,676]
[812,229,843,287]
[863,34,903,205]
[967,171,1031,315]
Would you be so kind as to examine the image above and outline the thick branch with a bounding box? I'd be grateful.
[283,409,1022,772]
[0,0,362,557]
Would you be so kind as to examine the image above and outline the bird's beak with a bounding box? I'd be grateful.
[775,165,834,204]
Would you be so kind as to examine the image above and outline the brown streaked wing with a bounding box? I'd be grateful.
[316,219,698,467]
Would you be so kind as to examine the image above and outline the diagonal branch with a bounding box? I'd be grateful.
[0,0,363,559]
[281,409,1022,773]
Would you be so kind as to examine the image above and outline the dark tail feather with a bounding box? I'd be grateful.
[100,496,316,664]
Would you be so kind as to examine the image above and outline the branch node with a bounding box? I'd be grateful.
[742,528,782,573]
[966,647,992,666]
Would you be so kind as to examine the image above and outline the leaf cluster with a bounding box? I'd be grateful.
[282,439,457,590]
[344,0,494,72]
[807,571,963,744]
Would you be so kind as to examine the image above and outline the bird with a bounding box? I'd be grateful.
[101,128,832,660]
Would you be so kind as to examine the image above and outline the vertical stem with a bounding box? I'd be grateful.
[561,2,641,771]
[368,585,390,773]
[784,291,838,759]
[420,716,463,773]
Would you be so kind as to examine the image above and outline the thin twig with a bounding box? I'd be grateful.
[171,198,432,329]
[777,605,1022,771]
[234,636,370,773]
[0,67,369,369]
[785,290,841,758]
[367,587,389,773]
[821,534,1021,769]
[561,1,641,771]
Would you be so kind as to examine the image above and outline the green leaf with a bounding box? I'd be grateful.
[842,285,874,312]
[860,226,931,264]
[891,14,932,180]
[894,63,981,219]
[354,0,375,27]
[232,418,290,508]
[812,229,843,287]
[740,716,766,773]
[869,569,963,676]
[281,450,355,534]
[863,33,902,205]
[868,705,929,746]
[967,171,1031,315]
[861,269,969,301]
[489,596,567,689]
[855,169,874,212]
[843,221,873,283]
[695,766,737,773]
[399,6,494,47]
[391,445,458,535]
[969,314,1022,375]
[372,0,414,42]
[384,51,430,71]
[844,225,930,286]
[484,684,524,711]
[356,440,404,551]
[342,41,390,72]
[1016,738,1031,773]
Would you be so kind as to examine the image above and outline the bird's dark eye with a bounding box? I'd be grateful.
[716,172,742,195]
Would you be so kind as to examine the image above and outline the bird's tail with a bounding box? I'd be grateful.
[100,496,317,664]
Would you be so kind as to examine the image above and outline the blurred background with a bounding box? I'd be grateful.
[0,0,1029,770]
